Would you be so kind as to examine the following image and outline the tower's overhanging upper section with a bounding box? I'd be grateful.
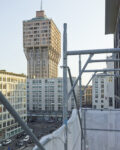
[23,9,61,78]
[23,10,61,54]
[105,0,120,34]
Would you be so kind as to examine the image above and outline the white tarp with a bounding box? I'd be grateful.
[33,109,120,150]
[84,109,120,150]
[33,109,81,150]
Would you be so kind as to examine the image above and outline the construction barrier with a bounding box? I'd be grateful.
[33,109,81,150]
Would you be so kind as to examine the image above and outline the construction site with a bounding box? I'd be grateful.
[0,0,120,150]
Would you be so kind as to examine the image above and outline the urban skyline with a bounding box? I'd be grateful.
[0,1,119,149]
[0,0,113,85]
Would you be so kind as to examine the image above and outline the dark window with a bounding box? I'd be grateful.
[3,122,6,127]
[109,97,113,106]
[95,95,98,98]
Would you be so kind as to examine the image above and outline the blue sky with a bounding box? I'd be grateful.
[0,0,113,84]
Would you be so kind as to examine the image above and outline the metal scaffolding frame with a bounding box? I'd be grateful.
[0,23,120,150]
[62,23,120,150]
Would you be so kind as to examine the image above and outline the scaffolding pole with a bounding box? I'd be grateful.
[79,55,82,108]
[0,92,45,150]
[67,48,120,55]
[89,59,120,63]
[84,68,120,72]
[63,23,68,150]
[67,67,83,138]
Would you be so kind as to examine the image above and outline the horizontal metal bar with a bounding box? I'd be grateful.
[0,92,45,150]
[67,48,120,55]
[89,59,120,63]
[82,108,120,111]
[83,128,120,132]
[84,68,120,73]
[96,74,120,77]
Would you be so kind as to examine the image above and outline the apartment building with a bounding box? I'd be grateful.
[23,10,61,79]
[92,56,115,109]
[83,86,92,107]
[0,70,27,141]
[27,78,79,113]
[92,74,114,109]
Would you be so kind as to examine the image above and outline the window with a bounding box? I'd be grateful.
[3,122,6,127]
[3,84,6,89]
[95,100,98,103]
[3,77,6,82]
[7,121,10,126]
[109,97,113,106]
[101,105,104,108]
[101,100,104,103]
[95,95,98,98]
[3,107,6,112]
[101,84,104,88]
[101,94,104,98]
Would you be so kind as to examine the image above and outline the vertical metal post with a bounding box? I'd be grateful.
[67,67,83,138]
[84,110,87,150]
[79,55,83,150]
[63,23,68,150]
[79,55,82,108]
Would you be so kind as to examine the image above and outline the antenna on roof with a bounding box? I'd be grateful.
[40,0,43,10]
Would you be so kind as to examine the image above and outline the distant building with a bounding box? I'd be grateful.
[92,74,114,109]
[78,86,92,108]
[105,0,120,108]
[92,57,115,109]
[27,78,79,114]
[0,70,27,141]
[82,86,92,107]
[23,10,61,79]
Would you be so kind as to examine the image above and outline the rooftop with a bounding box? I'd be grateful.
[23,10,49,23]
[0,70,26,77]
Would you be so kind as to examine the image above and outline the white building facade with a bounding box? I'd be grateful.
[27,78,78,112]
[92,57,115,109]
[0,71,27,141]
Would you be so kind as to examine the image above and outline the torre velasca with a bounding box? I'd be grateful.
[23,10,61,79]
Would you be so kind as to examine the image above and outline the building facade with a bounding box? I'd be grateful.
[23,10,61,79]
[27,78,79,113]
[0,70,27,141]
[82,86,92,107]
[92,74,114,109]
[105,0,120,108]
[92,56,115,109]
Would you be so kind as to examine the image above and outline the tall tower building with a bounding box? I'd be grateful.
[23,9,61,79]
